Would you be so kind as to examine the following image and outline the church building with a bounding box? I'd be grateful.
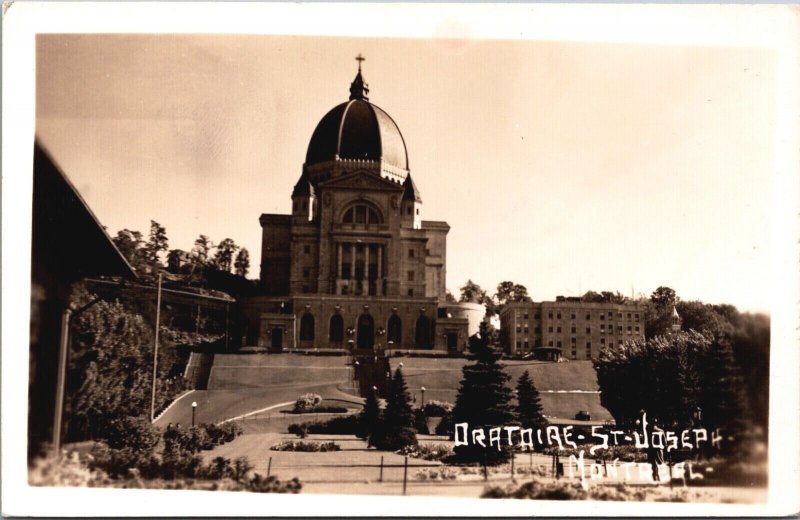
[242,58,481,353]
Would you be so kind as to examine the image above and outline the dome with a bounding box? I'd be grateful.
[305,70,409,171]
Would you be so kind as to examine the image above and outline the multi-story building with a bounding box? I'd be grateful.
[242,60,482,353]
[500,298,646,360]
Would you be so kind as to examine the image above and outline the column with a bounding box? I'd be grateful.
[364,243,370,280]
[337,243,343,278]
[350,243,356,281]
[376,245,383,296]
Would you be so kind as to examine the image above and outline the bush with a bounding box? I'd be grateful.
[370,427,418,451]
[288,423,308,438]
[104,415,160,451]
[422,400,453,417]
[292,414,361,435]
[481,480,697,502]
[293,393,323,412]
[435,412,454,436]
[247,474,302,493]
[271,440,341,452]
[398,443,453,461]
[290,405,348,414]
[30,450,112,487]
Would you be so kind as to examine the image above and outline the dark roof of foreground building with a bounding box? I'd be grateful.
[32,139,137,282]
[305,68,409,171]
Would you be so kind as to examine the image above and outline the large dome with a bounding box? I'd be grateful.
[305,71,409,171]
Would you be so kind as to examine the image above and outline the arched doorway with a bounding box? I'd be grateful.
[357,313,375,350]
[300,313,315,342]
[329,314,344,343]
[387,314,402,345]
[415,315,432,349]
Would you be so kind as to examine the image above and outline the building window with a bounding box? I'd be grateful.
[535,338,541,347]
[302,285,310,293]
[618,312,623,319]
[557,312,562,320]
[571,351,577,360]
[516,340,522,350]
[408,249,415,258]
[548,340,554,347]
[516,326,521,333]
[600,314,605,321]
[586,327,591,334]
[618,325,623,333]
[415,315,432,348]
[534,326,541,334]
[343,204,382,224]
[304,245,311,254]
[523,340,529,350]
[600,324,605,332]
[407,270,415,281]
[548,311,553,319]
[571,337,576,343]
[627,313,632,319]
[600,338,605,344]
[627,326,632,333]
[556,340,562,348]
[300,313,315,341]
[635,313,640,322]
[329,314,344,342]
[548,326,553,333]
[302,268,310,279]
[635,326,640,333]
[406,206,412,216]
[523,313,529,319]
[408,289,414,297]
[524,325,529,333]
[608,311,614,318]
[556,326,562,333]
[571,312,576,320]
[534,313,540,319]
[586,313,591,320]
[571,326,577,333]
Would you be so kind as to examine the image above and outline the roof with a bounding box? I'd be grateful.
[402,173,422,202]
[32,140,137,282]
[305,72,409,171]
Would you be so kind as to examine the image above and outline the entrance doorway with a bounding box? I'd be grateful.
[447,332,458,352]
[270,327,283,352]
[357,313,375,350]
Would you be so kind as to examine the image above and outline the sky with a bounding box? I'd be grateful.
[35,34,776,313]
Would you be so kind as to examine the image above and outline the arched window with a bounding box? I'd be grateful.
[387,315,402,344]
[329,314,344,343]
[342,203,382,225]
[415,315,432,349]
[300,313,315,341]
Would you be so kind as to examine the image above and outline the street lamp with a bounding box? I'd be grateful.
[191,401,197,428]
[420,386,426,407]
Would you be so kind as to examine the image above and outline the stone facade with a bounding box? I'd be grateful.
[245,64,468,353]
[500,300,646,360]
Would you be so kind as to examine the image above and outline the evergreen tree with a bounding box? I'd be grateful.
[358,386,382,444]
[372,368,417,450]
[234,248,250,277]
[144,220,169,268]
[212,238,239,272]
[516,370,546,434]
[451,332,516,465]
[698,340,748,455]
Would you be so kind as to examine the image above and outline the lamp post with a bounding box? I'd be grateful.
[420,386,426,407]
[150,271,163,423]
[191,401,197,428]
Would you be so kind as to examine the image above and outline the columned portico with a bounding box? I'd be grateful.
[335,241,386,296]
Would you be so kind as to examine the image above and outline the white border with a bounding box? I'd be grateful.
[3,3,799,517]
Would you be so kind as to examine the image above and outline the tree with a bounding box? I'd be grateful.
[697,340,748,454]
[651,286,678,309]
[371,368,417,450]
[357,387,382,443]
[191,235,213,268]
[581,291,604,303]
[451,332,516,465]
[234,248,250,277]
[445,290,457,304]
[167,249,187,273]
[212,238,239,273]
[144,220,169,268]
[495,281,532,314]
[112,229,147,272]
[516,371,546,435]
[459,279,487,304]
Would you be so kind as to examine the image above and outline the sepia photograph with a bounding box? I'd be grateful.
[3,2,799,517]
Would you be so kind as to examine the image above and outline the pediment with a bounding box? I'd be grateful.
[319,170,404,192]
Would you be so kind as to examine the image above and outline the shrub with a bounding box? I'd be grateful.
[290,405,348,414]
[288,423,308,438]
[399,443,453,461]
[29,450,112,487]
[294,414,361,435]
[104,415,160,451]
[293,393,323,412]
[422,400,453,417]
[271,440,341,452]
[247,474,302,493]
[232,456,253,482]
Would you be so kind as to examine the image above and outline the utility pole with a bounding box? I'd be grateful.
[150,272,163,422]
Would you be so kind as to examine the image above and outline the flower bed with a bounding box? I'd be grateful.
[270,440,341,452]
